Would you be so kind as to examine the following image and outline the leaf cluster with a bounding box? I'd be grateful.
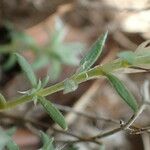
[0,21,84,80]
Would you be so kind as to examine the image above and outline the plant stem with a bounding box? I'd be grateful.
[2,55,149,110]
[0,112,101,145]
[123,104,146,129]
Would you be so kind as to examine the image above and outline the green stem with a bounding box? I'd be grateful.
[2,56,149,110]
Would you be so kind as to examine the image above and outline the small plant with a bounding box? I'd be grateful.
[0,32,150,149]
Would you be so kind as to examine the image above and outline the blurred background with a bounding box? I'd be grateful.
[0,0,150,149]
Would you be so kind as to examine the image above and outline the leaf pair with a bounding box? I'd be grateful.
[104,72,138,112]
[15,53,67,130]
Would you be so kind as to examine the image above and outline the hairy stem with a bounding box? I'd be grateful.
[2,55,149,110]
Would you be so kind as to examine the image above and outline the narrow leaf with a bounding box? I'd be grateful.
[6,127,18,150]
[67,144,78,150]
[40,131,54,150]
[55,42,84,66]
[41,76,50,88]
[6,140,20,150]
[32,55,49,70]
[15,53,37,87]
[118,51,135,64]
[12,31,39,52]
[105,73,138,112]
[36,80,42,91]
[99,144,105,150]
[51,16,67,45]
[48,60,61,81]
[77,31,108,73]
[38,96,67,130]
[40,131,52,146]
[0,127,18,150]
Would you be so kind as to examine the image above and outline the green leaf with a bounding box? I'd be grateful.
[40,131,54,150]
[77,31,108,73]
[6,127,17,137]
[41,76,50,88]
[32,55,49,70]
[67,144,78,150]
[132,50,150,68]
[0,127,18,150]
[99,144,105,150]
[104,73,138,112]
[40,131,52,146]
[38,96,67,130]
[55,42,84,66]
[48,60,61,81]
[51,17,66,46]
[118,51,135,64]
[36,80,42,91]
[0,128,10,150]
[15,53,37,87]
[11,31,39,52]
[6,140,20,150]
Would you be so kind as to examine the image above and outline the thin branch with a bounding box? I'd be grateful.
[0,112,90,143]
[55,103,119,124]
[131,126,150,134]
[123,104,146,129]
[91,104,146,139]
[90,72,149,139]
[55,138,102,145]
[0,103,149,145]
